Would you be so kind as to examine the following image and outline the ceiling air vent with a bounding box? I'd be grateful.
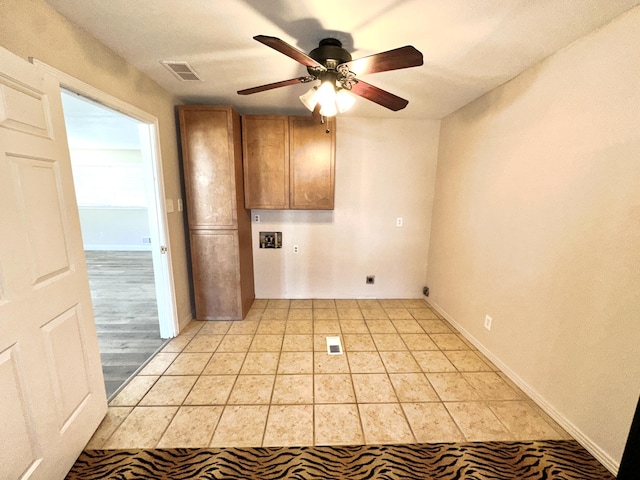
[160,61,202,81]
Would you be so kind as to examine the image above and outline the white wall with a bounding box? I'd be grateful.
[79,208,151,250]
[427,7,640,473]
[253,116,440,299]
[70,148,152,250]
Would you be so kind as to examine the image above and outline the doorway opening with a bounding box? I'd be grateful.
[60,89,175,398]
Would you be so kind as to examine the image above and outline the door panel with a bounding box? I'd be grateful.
[0,346,42,479]
[10,155,71,283]
[41,307,91,431]
[242,115,289,209]
[0,46,107,479]
[0,74,52,138]
[190,230,241,320]
[179,107,237,229]
[289,116,335,210]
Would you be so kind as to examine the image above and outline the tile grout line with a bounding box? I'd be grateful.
[261,321,285,447]
[340,317,368,445]
[96,298,565,450]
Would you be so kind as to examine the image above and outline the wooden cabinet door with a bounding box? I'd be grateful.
[242,115,289,209]
[289,116,336,209]
[189,231,241,320]
[179,106,239,229]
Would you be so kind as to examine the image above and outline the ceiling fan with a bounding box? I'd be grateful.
[237,35,423,117]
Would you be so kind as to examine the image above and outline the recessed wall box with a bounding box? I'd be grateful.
[259,231,282,249]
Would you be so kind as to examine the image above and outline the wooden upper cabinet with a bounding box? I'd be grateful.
[289,116,335,210]
[242,115,289,209]
[242,114,336,210]
[178,106,244,229]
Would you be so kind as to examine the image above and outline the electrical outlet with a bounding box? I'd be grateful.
[254,214,260,222]
[396,217,403,227]
[484,315,492,331]
[177,198,183,212]
[293,245,299,254]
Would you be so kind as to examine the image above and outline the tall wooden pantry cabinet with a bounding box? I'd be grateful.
[178,105,254,320]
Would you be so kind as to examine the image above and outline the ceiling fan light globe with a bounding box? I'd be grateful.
[319,102,338,117]
[299,86,318,111]
[315,80,336,106]
[336,89,356,113]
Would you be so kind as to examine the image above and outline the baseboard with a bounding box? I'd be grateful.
[427,299,619,476]
[178,311,193,334]
[84,244,152,251]
[254,296,426,300]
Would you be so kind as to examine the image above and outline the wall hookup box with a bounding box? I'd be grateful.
[259,232,282,249]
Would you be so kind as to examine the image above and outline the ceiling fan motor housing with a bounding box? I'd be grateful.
[308,38,352,72]
[239,34,420,112]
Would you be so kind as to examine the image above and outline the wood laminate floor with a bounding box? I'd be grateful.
[85,250,165,398]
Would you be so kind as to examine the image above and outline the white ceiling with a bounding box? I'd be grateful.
[46,0,639,119]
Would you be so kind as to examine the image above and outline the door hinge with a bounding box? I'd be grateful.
[160,246,168,254]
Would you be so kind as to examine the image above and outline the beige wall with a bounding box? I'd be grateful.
[253,117,440,298]
[427,6,640,472]
[0,0,192,325]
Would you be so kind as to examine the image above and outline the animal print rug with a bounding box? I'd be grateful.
[66,440,614,479]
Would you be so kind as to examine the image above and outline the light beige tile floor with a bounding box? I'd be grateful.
[88,299,572,449]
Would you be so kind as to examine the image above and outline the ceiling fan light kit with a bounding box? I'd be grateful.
[299,77,357,116]
[238,35,423,117]
[315,80,339,116]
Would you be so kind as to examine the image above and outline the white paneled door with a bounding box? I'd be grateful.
[0,47,107,479]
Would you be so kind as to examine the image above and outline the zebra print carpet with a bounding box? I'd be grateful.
[66,440,614,479]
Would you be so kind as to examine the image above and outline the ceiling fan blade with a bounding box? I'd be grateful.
[237,76,313,95]
[342,46,423,76]
[254,35,326,70]
[349,80,409,111]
